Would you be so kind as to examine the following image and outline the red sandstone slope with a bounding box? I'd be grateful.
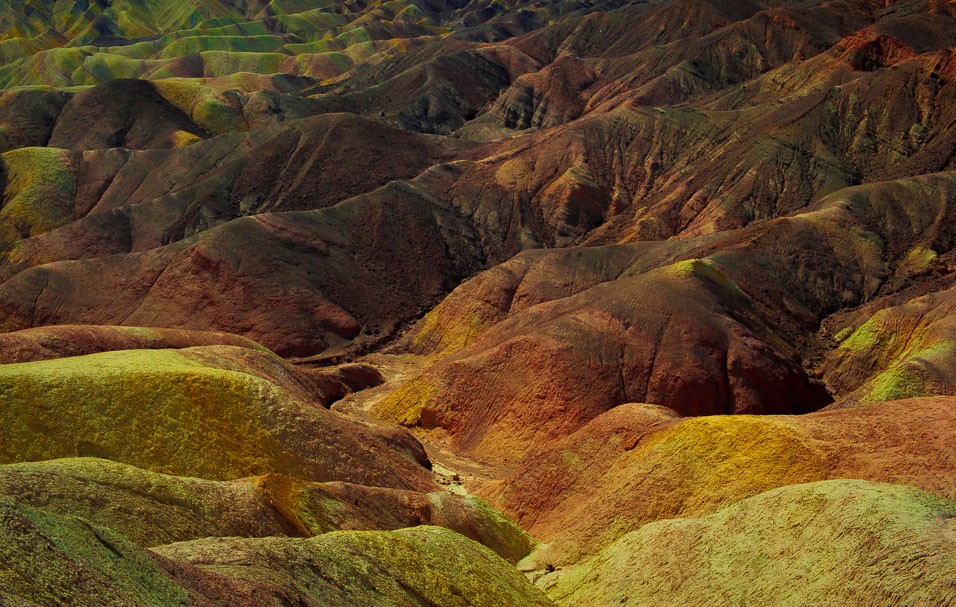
[373,170,956,464]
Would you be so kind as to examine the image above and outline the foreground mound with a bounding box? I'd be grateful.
[0,495,553,607]
[0,457,533,562]
[0,497,189,606]
[482,397,956,564]
[157,526,555,607]
[0,347,432,489]
[551,480,956,607]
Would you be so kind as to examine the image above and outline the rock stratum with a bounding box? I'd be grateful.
[1,0,956,605]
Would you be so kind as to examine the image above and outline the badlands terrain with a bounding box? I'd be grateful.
[0,0,955,604]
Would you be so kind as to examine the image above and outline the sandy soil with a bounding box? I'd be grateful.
[331,352,513,494]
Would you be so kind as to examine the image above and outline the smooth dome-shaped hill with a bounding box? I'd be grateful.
[0,347,434,489]
[0,458,296,547]
[0,497,553,607]
[154,526,556,607]
[251,474,536,564]
[550,480,956,607]
[0,457,534,562]
[479,397,956,565]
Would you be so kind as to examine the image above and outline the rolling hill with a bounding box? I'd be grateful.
[1,0,955,605]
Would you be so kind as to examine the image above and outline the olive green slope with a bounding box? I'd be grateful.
[0,147,76,249]
[156,526,555,607]
[0,347,434,490]
[0,457,535,563]
[0,497,192,607]
[824,285,956,406]
[0,458,294,547]
[550,480,956,607]
[0,496,553,607]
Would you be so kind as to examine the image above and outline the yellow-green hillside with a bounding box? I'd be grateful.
[551,480,956,607]
[0,347,435,490]
[0,457,533,562]
[155,526,556,607]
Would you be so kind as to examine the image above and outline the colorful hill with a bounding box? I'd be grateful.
[479,396,956,566]
[550,480,956,607]
[0,457,534,561]
[1,0,956,605]
[0,497,553,607]
[0,345,434,486]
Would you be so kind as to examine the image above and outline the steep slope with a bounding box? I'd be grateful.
[0,497,192,607]
[449,51,956,247]
[824,285,956,405]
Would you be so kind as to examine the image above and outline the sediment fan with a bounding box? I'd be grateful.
[0,0,954,605]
